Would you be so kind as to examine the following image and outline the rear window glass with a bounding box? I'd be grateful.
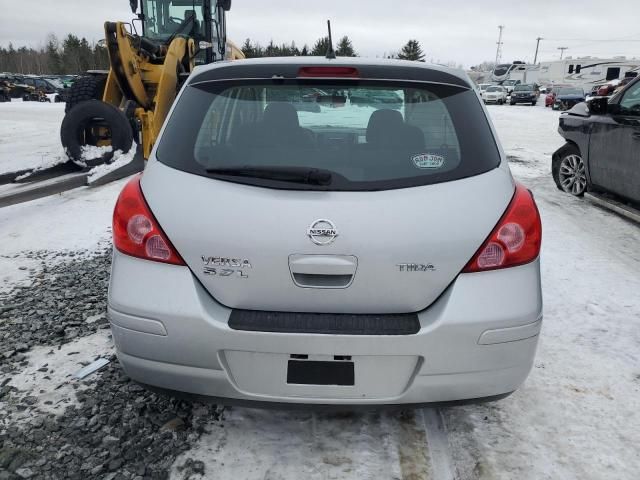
[156,79,500,190]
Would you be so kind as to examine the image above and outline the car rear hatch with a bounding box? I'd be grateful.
[143,65,513,314]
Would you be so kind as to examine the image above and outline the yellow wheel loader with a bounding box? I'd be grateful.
[61,0,244,169]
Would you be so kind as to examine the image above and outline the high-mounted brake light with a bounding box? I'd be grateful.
[113,175,185,265]
[463,183,542,273]
[297,66,360,78]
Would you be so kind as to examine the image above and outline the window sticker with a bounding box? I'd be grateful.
[411,153,445,169]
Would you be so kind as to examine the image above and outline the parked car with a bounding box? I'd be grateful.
[0,80,10,102]
[0,73,31,98]
[501,79,521,95]
[21,76,59,95]
[510,84,540,105]
[545,90,556,107]
[552,87,585,111]
[108,57,543,407]
[482,85,508,104]
[477,83,492,93]
[552,76,640,205]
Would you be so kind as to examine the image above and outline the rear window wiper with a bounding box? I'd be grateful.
[205,166,333,186]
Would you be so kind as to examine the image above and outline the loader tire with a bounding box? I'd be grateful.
[61,100,133,168]
[65,75,107,113]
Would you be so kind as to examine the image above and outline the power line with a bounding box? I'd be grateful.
[543,37,640,42]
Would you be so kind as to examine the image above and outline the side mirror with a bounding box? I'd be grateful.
[129,0,138,13]
[218,0,232,11]
[587,96,608,115]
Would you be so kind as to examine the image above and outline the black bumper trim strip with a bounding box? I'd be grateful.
[228,309,420,335]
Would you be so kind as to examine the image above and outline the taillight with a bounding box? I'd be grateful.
[297,66,360,78]
[112,175,185,265]
[463,183,542,273]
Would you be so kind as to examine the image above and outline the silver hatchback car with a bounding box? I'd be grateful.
[108,57,543,406]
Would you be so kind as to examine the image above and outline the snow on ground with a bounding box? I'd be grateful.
[488,98,565,179]
[0,100,68,174]
[171,408,430,480]
[3,330,113,416]
[0,177,127,290]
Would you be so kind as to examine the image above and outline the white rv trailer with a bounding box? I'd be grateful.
[491,61,540,84]
[537,58,640,90]
[490,58,640,90]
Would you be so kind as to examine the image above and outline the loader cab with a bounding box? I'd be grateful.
[136,0,231,64]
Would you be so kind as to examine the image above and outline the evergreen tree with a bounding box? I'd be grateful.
[61,34,82,73]
[45,34,62,74]
[241,38,255,58]
[336,36,356,57]
[311,37,330,56]
[397,40,425,62]
[93,43,109,70]
[300,45,309,56]
[78,38,94,72]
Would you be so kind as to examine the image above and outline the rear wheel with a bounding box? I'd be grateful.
[65,75,107,113]
[553,145,587,196]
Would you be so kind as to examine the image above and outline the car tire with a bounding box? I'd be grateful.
[64,75,107,113]
[60,100,133,167]
[552,144,587,196]
[531,101,536,106]
[510,101,515,105]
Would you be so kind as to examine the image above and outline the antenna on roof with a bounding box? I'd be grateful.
[325,20,336,59]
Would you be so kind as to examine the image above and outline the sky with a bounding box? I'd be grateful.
[1,0,639,68]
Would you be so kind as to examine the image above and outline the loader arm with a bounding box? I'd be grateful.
[103,21,195,158]
[104,22,150,109]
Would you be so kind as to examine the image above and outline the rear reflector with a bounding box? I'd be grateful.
[463,183,542,273]
[113,175,185,266]
[297,66,360,78]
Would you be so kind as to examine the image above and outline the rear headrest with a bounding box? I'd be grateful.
[263,103,300,130]
[366,109,405,144]
[184,9,196,20]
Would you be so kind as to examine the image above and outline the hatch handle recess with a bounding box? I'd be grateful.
[288,254,357,289]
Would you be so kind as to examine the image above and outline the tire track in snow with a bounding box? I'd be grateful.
[422,408,456,480]
[169,407,436,479]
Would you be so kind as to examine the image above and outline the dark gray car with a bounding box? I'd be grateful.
[553,76,640,204]
[510,84,539,106]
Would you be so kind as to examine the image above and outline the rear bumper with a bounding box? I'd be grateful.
[511,95,537,103]
[108,250,543,405]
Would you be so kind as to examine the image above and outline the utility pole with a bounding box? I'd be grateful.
[495,25,504,66]
[533,37,543,64]
[558,46,568,60]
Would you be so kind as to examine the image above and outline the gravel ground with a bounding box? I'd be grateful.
[0,248,223,480]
